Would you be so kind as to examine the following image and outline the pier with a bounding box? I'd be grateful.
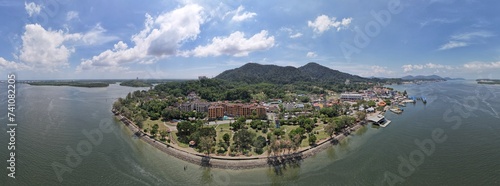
[367,115,391,127]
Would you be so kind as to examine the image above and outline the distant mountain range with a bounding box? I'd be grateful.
[215,62,368,84]
[401,75,464,81]
[215,62,465,84]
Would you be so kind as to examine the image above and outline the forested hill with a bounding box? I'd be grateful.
[215,62,369,84]
[298,62,367,82]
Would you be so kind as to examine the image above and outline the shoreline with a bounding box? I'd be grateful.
[115,112,369,170]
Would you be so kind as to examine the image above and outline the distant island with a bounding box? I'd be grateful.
[28,81,109,88]
[120,80,153,87]
[476,79,500,85]
[25,79,185,88]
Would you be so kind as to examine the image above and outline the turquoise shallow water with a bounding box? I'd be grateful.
[1,81,499,185]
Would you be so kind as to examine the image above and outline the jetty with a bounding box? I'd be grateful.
[367,115,391,127]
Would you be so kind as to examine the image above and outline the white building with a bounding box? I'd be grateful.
[340,93,363,101]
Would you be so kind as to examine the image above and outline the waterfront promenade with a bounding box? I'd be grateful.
[115,113,367,169]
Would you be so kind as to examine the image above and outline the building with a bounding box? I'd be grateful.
[193,102,210,113]
[208,105,224,119]
[225,103,242,117]
[179,102,193,112]
[250,105,266,118]
[283,103,295,111]
[340,93,364,101]
[240,105,252,117]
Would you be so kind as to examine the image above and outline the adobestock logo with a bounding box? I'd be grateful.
[340,0,403,62]
[51,118,116,182]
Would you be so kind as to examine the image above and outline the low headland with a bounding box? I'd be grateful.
[476,79,500,85]
[28,81,110,88]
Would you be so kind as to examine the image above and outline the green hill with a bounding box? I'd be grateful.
[215,62,369,84]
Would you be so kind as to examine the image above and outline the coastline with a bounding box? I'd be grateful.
[115,112,368,170]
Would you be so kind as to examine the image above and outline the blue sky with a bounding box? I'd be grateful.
[1,0,499,80]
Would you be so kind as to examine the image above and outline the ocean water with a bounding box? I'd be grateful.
[1,81,499,185]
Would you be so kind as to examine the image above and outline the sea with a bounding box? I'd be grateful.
[1,80,499,185]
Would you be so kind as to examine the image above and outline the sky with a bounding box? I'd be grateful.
[0,0,499,80]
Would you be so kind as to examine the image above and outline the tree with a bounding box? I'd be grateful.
[253,136,266,148]
[268,136,281,156]
[299,96,310,103]
[367,100,377,108]
[151,124,159,137]
[289,127,306,139]
[222,133,230,145]
[308,134,317,145]
[291,134,302,152]
[253,136,267,154]
[160,130,168,141]
[176,121,195,143]
[338,115,356,127]
[320,107,339,117]
[199,136,215,156]
[273,128,285,137]
[232,129,256,153]
[355,111,367,121]
[324,122,337,138]
[250,120,263,130]
[231,117,246,131]
[113,101,122,111]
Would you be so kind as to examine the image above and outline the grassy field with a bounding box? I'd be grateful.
[142,118,168,132]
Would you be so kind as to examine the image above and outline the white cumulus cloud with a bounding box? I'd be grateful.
[17,23,118,71]
[230,5,257,22]
[191,30,275,57]
[439,41,467,50]
[25,2,42,17]
[0,57,32,71]
[306,52,317,58]
[439,31,494,50]
[308,15,352,34]
[402,63,453,72]
[77,4,205,71]
[79,24,119,45]
[66,11,79,21]
[280,27,303,39]
[19,24,81,70]
[290,33,303,38]
[463,61,500,70]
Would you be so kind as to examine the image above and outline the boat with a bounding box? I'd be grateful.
[390,107,403,114]
[402,99,415,103]
[398,103,406,107]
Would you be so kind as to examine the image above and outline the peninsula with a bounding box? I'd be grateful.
[112,62,419,168]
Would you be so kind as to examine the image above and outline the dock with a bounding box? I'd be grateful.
[367,115,391,127]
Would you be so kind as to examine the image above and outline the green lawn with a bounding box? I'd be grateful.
[171,133,189,148]
[143,118,168,132]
